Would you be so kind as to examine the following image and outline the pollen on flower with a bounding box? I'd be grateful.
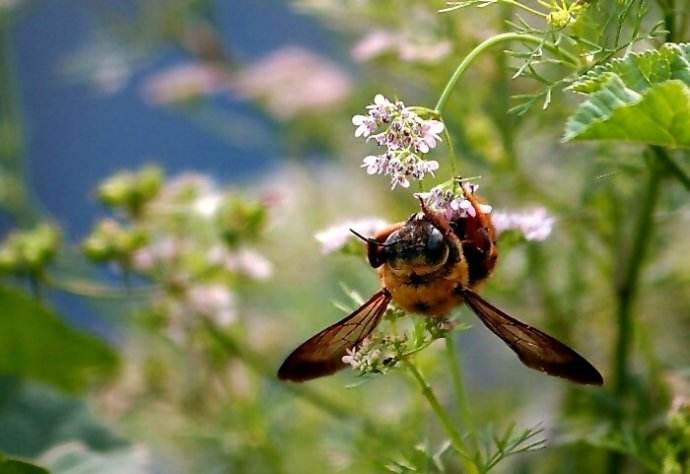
[353,94,445,189]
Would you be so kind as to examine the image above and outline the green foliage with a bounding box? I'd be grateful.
[564,43,690,147]
[0,378,125,458]
[81,220,148,264]
[215,194,267,247]
[0,225,60,277]
[97,165,163,216]
[0,287,118,393]
[0,455,48,474]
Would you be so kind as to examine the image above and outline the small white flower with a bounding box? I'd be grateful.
[342,347,357,366]
[352,114,377,138]
[451,198,477,218]
[361,155,383,175]
[314,218,387,255]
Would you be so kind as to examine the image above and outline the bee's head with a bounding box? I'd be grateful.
[378,215,449,274]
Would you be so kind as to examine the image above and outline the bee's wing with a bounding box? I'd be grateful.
[461,289,603,385]
[278,289,391,382]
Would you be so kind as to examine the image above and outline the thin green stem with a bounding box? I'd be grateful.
[402,358,476,472]
[443,127,459,178]
[28,273,42,301]
[607,154,662,474]
[434,33,579,114]
[445,336,475,442]
[44,273,154,299]
[502,0,547,18]
[655,148,690,192]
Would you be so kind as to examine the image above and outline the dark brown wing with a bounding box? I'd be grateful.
[278,289,391,382]
[461,289,603,385]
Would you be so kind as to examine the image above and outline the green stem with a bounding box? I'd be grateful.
[655,148,690,192]
[44,274,154,299]
[402,358,476,471]
[607,154,662,474]
[445,336,475,441]
[28,273,42,301]
[0,15,38,226]
[202,317,351,421]
[434,33,579,114]
[443,126,459,177]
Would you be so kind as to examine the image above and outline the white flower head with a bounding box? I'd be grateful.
[187,284,237,327]
[141,62,228,105]
[415,181,490,221]
[314,217,388,255]
[231,46,351,119]
[208,246,273,280]
[341,333,407,376]
[491,207,555,241]
[353,94,444,189]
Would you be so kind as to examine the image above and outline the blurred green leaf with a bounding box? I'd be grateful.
[39,442,148,474]
[0,454,49,474]
[564,43,690,148]
[0,377,127,459]
[0,286,118,392]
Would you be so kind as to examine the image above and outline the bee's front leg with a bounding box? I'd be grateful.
[416,196,464,263]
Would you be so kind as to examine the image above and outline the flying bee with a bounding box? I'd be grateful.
[278,187,603,385]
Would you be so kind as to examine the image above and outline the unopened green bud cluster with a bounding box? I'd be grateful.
[216,194,267,247]
[82,219,148,263]
[0,224,60,275]
[97,165,163,215]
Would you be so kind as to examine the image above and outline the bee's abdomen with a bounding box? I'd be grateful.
[378,261,468,316]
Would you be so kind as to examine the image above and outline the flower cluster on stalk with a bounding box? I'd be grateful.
[341,333,408,375]
[415,182,492,221]
[353,94,444,189]
[83,166,272,346]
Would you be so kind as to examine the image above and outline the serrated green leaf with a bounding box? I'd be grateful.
[564,43,690,148]
[0,286,118,392]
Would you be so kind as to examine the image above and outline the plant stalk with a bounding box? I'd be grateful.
[403,358,477,472]
[607,154,662,474]
[434,33,578,114]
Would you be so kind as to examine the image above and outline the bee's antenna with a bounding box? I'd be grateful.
[349,228,369,243]
[349,229,390,247]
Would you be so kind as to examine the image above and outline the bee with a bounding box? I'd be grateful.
[278,187,603,385]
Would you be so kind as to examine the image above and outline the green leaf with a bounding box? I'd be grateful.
[0,378,126,458]
[0,286,118,392]
[39,442,148,474]
[0,455,49,474]
[564,43,690,148]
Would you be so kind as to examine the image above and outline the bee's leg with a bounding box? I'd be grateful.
[416,196,464,263]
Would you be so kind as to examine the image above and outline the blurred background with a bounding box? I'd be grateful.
[1,0,690,473]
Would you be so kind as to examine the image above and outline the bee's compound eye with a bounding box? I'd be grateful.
[424,227,449,266]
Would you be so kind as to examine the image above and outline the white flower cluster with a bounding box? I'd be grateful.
[491,207,555,241]
[353,94,444,189]
[341,333,407,375]
[163,284,237,345]
[414,183,492,221]
[314,217,388,255]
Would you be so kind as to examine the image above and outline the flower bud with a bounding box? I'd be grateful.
[216,195,267,246]
[0,223,61,275]
[82,219,148,263]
